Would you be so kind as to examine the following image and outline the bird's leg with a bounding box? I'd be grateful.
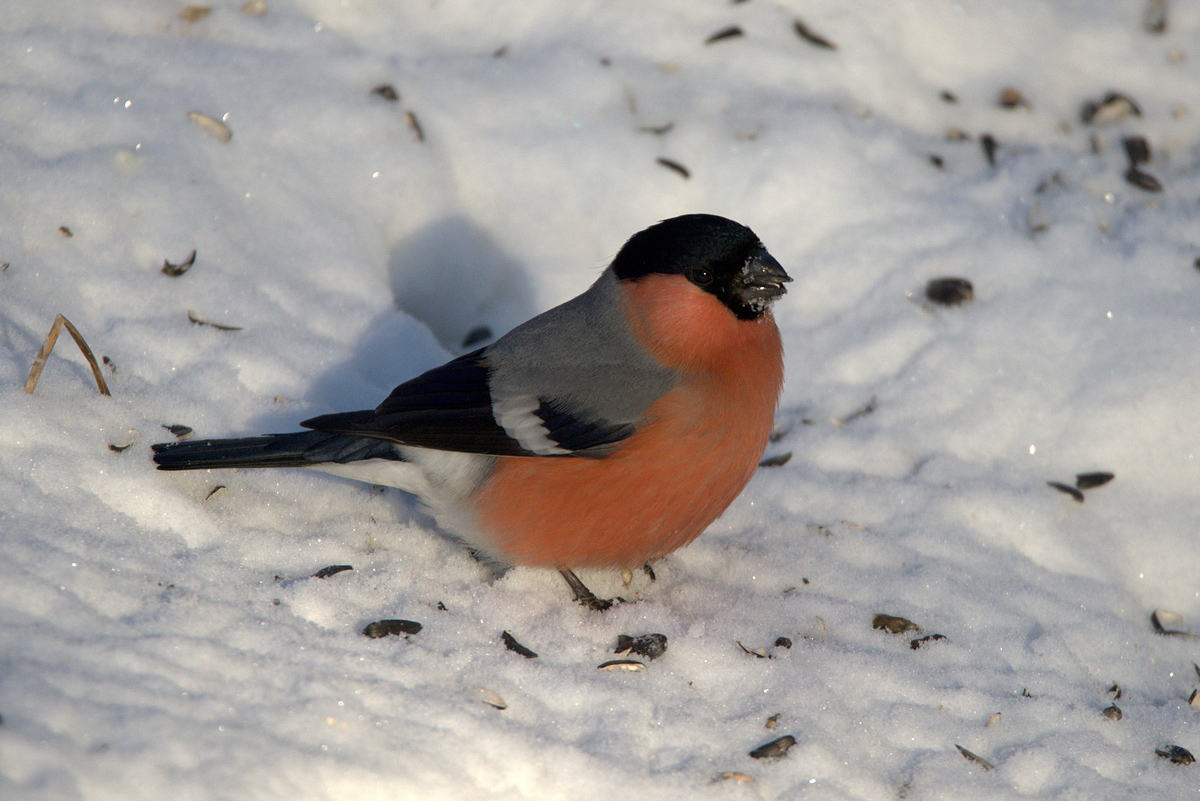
[559,569,625,611]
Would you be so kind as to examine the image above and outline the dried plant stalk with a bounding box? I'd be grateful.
[24,314,111,396]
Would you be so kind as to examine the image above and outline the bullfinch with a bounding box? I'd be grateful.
[152,214,790,608]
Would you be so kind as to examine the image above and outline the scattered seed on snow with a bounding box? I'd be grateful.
[205,485,226,500]
[638,122,674,136]
[187,310,242,331]
[749,735,796,759]
[241,0,267,18]
[980,133,998,166]
[656,157,690,179]
[758,452,792,468]
[873,614,921,635]
[1081,92,1142,125]
[705,26,743,45]
[1122,136,1151,166]
[925,277,974,306]
[1189,690,1200,709]
[1124,167,1162,192]
[1076,472,1114,490]
[910,634,946,650]
[1101,704,1123,721]
[598,659,646,672]
[774,637,792,649]
[1156,745,1195,765]
[956,745,995,770]
[162,249,196,277]
[163,424,194,440]
[998,87,1028,109]
[471,686,507,710]
[1152,609,1194,637]
[187,111,232,142]
[987,713,1002,727]
[405,110,424,141]
[614,633,667,661]
[371,84,399,102]
[736,641,769,659]
[313,565,353,579]
[361,619,422,638]
[501,630,538,659]
[1047,481,1085,502]
[793,18,836,49]
[765,713,781,730]
[1107,683,1122,700]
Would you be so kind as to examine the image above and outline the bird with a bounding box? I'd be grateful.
[152,214,790,609]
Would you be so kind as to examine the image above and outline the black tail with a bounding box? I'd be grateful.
[151,431,402,471]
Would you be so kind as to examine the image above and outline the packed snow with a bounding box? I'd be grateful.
[3,1,1200,798]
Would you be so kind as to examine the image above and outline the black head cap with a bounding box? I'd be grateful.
[611,214,790,321]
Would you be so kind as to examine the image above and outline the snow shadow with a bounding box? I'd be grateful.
[387,214,537,355]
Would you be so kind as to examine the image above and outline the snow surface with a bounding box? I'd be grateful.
[3,1,1200,798]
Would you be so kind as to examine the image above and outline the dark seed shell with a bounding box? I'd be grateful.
[614,633,668,660]
[1125,168,1162,192]
[313,564,353,579]
[163,424,194,440]
[749,735,796,759]
[874,613,920,635]
[793,18,836,49]
[371,84,399,102]
[1122,136,1151,167]
[705,26,744,45]
[501,630,538,659]
[925,277,974,306]
[162,249,196,277]
[656,157,690,179]
[774,637,792,649]
[1156,745,1195,765]
[758,452,792,468]
[910,633,946,650]
[1076,472,1114,490]
[956,745,995,770]
[1101,705,1122,721]
[1048,481,1085,502]
[980,133,998,166]
[361,619,422,638]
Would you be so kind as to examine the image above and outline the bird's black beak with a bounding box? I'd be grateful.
[735,247,791,309]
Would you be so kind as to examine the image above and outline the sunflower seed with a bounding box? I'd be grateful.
[1102,704,1123,721]
[749,735,796,759]
[910,633,946,650]
[163,424,194,440]
[162,249,196,277]
[956,745,994,770]
[313,565,353,579]
[874,614,920,635]
[187,111,232,142]
[1048,481,1085,502]
[614,633,668,660]
[501,630,538,659]
[361,619,422,638]
[187,310,242,331]
[371,84,399,102]
[1124,168,1162,192]
[656,157,690,179]
[793,18,836,49]
[1076,472,1114,490]
[598,659,646,671]
[925,277,974,305]
[705,26,743,45]
[1156,745,1195,765]
[472,686,507,710]
[758,452,792,468]
[1081,92,1142,125]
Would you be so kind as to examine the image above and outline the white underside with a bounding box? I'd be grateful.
[307,447,506,566]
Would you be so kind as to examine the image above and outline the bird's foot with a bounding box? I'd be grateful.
[559,569,626,611]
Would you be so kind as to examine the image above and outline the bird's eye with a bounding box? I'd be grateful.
[690,267,713,286]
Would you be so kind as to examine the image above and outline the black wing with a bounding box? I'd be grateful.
[301,349,635,457]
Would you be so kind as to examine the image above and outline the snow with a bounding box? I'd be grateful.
[3,0,1200,798]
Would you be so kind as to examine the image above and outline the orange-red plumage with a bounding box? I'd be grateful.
[473,276,784,568]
